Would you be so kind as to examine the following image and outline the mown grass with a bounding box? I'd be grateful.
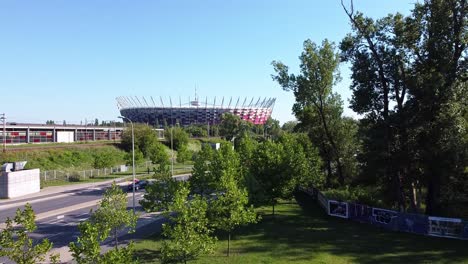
[134,192,468,264]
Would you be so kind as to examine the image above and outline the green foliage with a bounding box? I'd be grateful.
[272,39,348,186]
[0,204,59,264]
[70,221,137,264]
[70,183,137,263]
[0,146,125,171]
[93,147,119,169]
[147,141,170,165]
[339,0,467,214]
[209,166,258,256]
[121,124,159,157]
[189,144,216,196]
[176,144,192,163]
[323,186,384,208]
[161,186,216,264]
[124,148,145,167]
[141,163,180,212]
[165,127,189,151]
[184,124,208,137]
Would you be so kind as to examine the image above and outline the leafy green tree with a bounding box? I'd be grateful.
[210,169,257,256]
[147,141,169,166]
[121,124,159,157]
[70,183,137,263]
[165,126,189,151]
[281,121,298,133]
[124,149,145,168]
[272,39,346,185]
[189,144,216,196]
[263,118,282,139]
[340,0,467,214]
[0,204,59,264]
[219,113,242,141]
[141,162,179,212]
[250,140,286,215]
[161,185,216,264]
[93,148,118,169]
[176,144,192,163]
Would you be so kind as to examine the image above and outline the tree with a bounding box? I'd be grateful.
[0,204,59,264]
[219,113,242,141]
[189,144,216,196]
[161,185,216,264]
[140,161,179,212]
[165,126,189,151]
[272,39,346,185]
[121,124,159,157]
[209,167,257,256]
[124,149,145,168]
[281,121,298,133]
[340,0,467,214]
[249,140,286,215]
[93,148,118,169]
[176,144,192,163]
[147,141,169,166]
[70,183,137,263]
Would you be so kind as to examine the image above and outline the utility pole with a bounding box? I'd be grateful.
[1,113,5,152]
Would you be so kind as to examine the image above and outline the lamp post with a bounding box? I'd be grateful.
[1,113,6,152]
[118,115,136,213]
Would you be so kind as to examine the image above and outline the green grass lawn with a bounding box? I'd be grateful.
[134,192,468,264]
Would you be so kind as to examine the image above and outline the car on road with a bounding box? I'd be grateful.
[127,179,148,191]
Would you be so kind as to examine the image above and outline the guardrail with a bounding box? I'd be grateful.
[300,186,468,240]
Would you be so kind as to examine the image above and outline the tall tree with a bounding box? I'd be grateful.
[340,0,467,214]
[0,204,59,264]
[209,169,257,257]
[70,183,137,263]
[404,0,467,215]
[189,144,216,196]
[272,39,345,185]
[161,186,216,264]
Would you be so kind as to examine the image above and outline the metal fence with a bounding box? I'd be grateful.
[40,162,194,183]
[300,186,468,240]
[40,166,127,182]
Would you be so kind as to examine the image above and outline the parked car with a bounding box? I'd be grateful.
[127,179,148,191]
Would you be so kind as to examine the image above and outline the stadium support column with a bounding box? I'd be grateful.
[74,128,78,141]
[26,127,30,143]
[93,129,96,141]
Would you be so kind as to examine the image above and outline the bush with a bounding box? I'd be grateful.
[323,185,384,207]
[68,173,81,182]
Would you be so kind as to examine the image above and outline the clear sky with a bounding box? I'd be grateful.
[0,0,414,125]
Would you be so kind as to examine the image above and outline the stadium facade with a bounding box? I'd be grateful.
[116,96,275,127]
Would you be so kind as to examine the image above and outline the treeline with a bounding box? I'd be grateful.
[272,0,467,217]
[137,128,323,263]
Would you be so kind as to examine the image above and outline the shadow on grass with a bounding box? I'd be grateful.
[136,248,161,264]
[230,191,468,264]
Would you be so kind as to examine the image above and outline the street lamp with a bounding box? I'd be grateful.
[118,115,136,213]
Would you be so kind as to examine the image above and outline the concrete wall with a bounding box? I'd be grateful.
[57,131,75,143]
[0,169,40,198]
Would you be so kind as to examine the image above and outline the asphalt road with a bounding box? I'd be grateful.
[0,174,190,263]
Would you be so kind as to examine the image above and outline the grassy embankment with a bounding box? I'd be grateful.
[0,143,193,187]
[134,192,468,264]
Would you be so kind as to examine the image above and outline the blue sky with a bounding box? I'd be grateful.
[0,0,413,125]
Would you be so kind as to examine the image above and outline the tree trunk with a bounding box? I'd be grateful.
[114,228,118,249]
[317,106,344,185]
[227,232,231,257]
[272,202,275,216]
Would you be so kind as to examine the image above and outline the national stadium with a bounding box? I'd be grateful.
[116,96,276,127]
